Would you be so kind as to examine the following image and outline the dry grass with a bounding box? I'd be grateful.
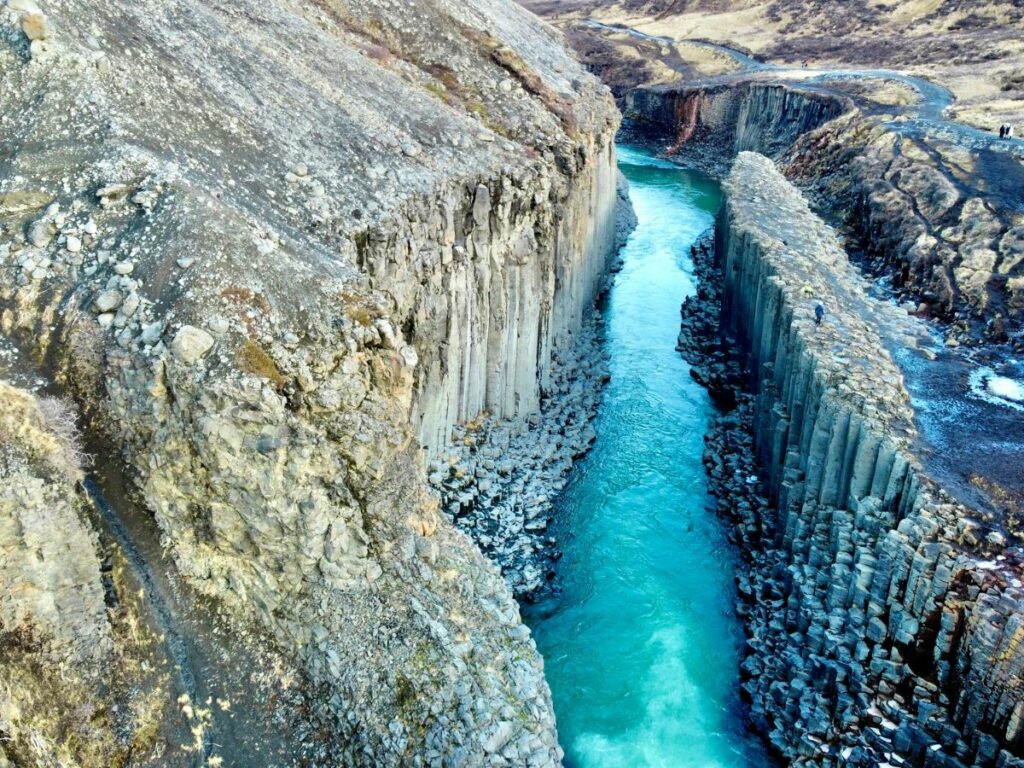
[536,0,1024,128]
[0,384,91,480]
[36,396,92,476]
[237,340,286,391]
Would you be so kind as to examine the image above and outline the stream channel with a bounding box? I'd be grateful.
[523,145,771,768]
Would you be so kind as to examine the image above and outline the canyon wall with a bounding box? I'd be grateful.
[715,152,1024,768]
[624,76,1024,344]
[624,82,848,170]
[0,0,622,763]
[365,133,619,456]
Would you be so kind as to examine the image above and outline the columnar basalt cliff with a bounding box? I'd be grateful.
[0,0,623,763]
[713,153,1024,768]
[624,82,849,173]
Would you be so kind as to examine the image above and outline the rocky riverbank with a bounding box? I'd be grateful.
[681,153,1024,768]
[428,175,636,598]
[429,315,607,597]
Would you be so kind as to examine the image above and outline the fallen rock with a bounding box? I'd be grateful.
[170,325,214,364]
[93,289,122,313]
[21,11,50,42]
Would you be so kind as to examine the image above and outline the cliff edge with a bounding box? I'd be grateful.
[714,152,1024,768]
[0,0,622,763]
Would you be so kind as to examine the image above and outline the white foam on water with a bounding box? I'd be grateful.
[571,626,738,768]
[988,376,1024,402]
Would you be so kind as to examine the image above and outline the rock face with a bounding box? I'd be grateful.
[624,82,849,174]
[0,384,109,667]
[0,0,624,762]
[713,153,1024,767]
[0,384,175,766]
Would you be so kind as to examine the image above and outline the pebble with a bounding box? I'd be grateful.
[27,219,53,248]
[21,11,50,42]
[120,292,140,318]
[114,261,134,275]
[208,316,230,335]
[97,183,130,205]
[136,321,161,345]
[65,235,82,253]
[93,289,122,313]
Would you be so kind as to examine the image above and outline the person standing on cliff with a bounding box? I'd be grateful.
[814,303,826,327]
[1001,125,1007,139]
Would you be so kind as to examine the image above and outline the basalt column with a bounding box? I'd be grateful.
[716,152,1024,768]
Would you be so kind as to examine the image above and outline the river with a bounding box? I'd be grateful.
[523,146,769,767]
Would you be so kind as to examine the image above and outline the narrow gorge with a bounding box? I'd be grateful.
[3,1,1024,767]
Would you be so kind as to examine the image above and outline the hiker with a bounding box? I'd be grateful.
[1010,125,1016,139]
[814,302,826,326]
[1000,125,1007,139]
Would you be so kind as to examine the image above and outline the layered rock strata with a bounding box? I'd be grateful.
[708,152,1024,767]
[624,82,848,175]
[0,0,623,762]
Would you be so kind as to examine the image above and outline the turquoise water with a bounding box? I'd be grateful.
[523,146,768,768]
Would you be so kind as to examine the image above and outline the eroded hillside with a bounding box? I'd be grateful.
[0,0,623,763]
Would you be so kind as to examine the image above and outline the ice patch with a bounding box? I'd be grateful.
[968,367,1024,412]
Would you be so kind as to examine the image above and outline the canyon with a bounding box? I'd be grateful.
[535,6,1024,767]
[2,0,1024,767]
